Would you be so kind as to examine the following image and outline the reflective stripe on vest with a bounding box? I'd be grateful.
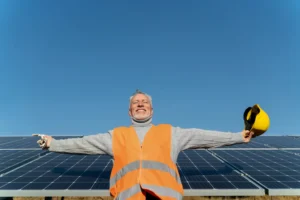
[142,184,183,199]
[115,184,141,200]
[115,184,183,200]
[110,160,181,187]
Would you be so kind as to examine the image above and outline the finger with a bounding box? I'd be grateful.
[32,134,45,138]
[244,131,250,138]
[37,139,44,143]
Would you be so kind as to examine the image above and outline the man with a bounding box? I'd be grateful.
[36,90,254,200]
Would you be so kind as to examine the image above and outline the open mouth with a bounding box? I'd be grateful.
[136,109,146,112]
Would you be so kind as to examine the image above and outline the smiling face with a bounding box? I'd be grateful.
[129,93,153,121]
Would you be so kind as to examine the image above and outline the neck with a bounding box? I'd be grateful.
[131,116,152,127]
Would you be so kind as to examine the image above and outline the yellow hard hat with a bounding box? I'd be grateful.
[243,104,270,137]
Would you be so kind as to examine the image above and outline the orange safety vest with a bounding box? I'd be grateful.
[109,124,184,200]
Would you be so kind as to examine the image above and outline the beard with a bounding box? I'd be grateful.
[133,112,150,120]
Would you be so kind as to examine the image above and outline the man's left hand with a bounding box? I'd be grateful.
[241,130,254,143]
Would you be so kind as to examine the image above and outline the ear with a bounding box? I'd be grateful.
[128,109,132,117]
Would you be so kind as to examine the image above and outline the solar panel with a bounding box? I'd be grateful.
[0,150,264,197]
[0,153,112,196]
[218,136,300,149]
[177,150,264,196]
[0,135,299,197]
[219,141,271,149]
[0,137,28,146]
[286,150,300,155]
[0,150,48,175]
[252,136,300,148]
[0,136,82,149]
[210,149,300,195]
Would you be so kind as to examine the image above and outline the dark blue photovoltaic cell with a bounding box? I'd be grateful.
[177,150,259,189]
[252,136,300,148]
[220,136,300,149]
[220,141,268,148]
[287,150,300,156]
[0,136,82,149]
[0,150,47,174]
[211,150,300,189]
[0,137,28,145]
[0,153,112,190]
[0,150,260,190]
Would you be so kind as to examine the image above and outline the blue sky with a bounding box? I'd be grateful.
[0,0,299,136]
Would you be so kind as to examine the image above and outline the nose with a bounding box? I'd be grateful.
[137,103,144,107]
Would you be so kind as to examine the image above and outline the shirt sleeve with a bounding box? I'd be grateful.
[172,126,244,151]
[48,130,113,156]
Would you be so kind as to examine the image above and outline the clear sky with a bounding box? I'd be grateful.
[0,0,299,136]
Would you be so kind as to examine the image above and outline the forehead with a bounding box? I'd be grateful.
[131,93,149,102]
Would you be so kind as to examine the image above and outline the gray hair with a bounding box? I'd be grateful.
[129,89,152,108]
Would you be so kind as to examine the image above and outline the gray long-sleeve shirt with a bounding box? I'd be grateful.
[49,118,244,163]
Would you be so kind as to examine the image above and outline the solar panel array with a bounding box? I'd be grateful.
[0,136,82,149]
[0,135,299,197]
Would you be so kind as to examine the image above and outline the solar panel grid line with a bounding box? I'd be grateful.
[211,148,278,150]
[220,136,300,149]
[65,155,109,190]
[254,136,300,148]
[281,150,300,157]
[218,141,268,149]
[179,150,264,196]
[0,137,39,149]
[181,151,214,189]
[286,150,300,156]
[0,138,26,146]
[0,150,50,176]
[0,152,64,189]
[251,141,273,148]
[90,157,112,189]
[0,149,42,150]
[208,150,275,189]
[0,152,113,194]
[176,162,191,189]
[193,150,237,189]
[245,151,300,183]
[210,150,300,195]
[0,136,83,149]
[246,150,300,195]
[203,150,265,191]
[220,150,298,186]
[30,154,89,190]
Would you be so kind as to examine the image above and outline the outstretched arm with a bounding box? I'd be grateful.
[172,127,252,151]
[35,131,113,156]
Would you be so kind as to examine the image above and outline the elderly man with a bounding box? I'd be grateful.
[36,90,254,200]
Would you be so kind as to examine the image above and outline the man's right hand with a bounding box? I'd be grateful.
[32,134,53,149]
